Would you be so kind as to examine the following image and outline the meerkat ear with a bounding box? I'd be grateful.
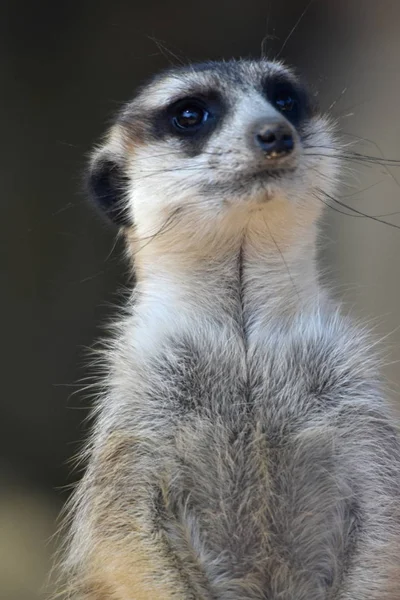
[87,131,132,227]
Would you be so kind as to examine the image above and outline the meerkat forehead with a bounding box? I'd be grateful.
[128,59,295,109]
[88,58,339,237]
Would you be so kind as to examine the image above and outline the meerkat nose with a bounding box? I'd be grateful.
[254,120,295,160]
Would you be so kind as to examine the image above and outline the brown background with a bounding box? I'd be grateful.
[1,1,400,598]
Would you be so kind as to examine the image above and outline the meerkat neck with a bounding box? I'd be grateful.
[238,231,320,330]
[129,202,322,335]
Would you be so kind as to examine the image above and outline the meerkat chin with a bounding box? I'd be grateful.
[59,59,400,600]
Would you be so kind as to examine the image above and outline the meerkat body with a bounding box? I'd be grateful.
[62,60,400,599]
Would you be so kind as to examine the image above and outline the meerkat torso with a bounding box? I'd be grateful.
[61,60,400,600]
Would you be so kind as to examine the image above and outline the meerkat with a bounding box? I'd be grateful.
[60,59,400,600]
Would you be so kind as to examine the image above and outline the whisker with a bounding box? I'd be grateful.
[341,134,400,189]
[132,149,227,163]
[276,0,316,58]
[342,180,384,198]
[303,149,400,167]
[262,212,300,300]
[260,1,277,59]
[316,187,400,231]
[313,192,368,218]
[328,87,348,112]
[313,190,400,220]
[147,36,186,66]
[131,165,217,183]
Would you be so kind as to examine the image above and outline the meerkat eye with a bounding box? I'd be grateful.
[274,90,296,113]
[272,85,299,116]
[264,77,308,126]
[170,100,210,132]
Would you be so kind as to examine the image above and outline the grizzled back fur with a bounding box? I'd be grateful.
[58,59,400,600]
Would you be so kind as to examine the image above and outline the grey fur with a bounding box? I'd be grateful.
[59,60,400,599]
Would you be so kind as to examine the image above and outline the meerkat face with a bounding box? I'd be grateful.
[88,59,340,242]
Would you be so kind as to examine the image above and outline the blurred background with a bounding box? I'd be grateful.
[1,1,400,598]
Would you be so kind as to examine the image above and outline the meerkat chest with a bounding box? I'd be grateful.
[111,308,366,436]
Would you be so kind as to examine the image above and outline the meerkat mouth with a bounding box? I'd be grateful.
[200,165,297,198]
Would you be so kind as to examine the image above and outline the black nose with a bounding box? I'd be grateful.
[256,122,295,158]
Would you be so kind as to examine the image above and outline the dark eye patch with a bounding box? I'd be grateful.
[263,74,315,128]
[151,91,226,157]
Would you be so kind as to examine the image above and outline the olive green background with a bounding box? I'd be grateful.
[1,1,399,598]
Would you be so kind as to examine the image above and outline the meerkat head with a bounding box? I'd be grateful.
[88,59,340,262]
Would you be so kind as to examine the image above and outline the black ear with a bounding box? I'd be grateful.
[87,154,132,227]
